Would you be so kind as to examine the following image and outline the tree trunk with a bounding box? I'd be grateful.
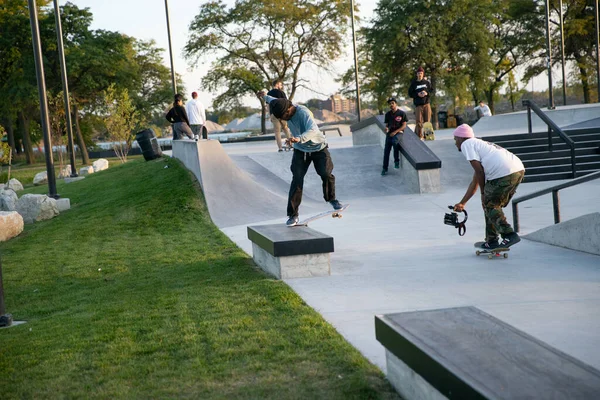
[1,117,16,155]
[485,89,495,115]
[17,112,34,164]
[72,103,90,165]
[430,73,438,128]
[577,62,591,104]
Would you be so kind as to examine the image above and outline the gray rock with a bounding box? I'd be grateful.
[33,171,48,186]
[7,178,23,192]
[58,165,72,178]
[56,198,71,212]
[0,189,18,211]
[16,194,59,224]
[79,166,94,175]
[65,176,85,184]
[92,158,109,172]
[0,211,24,241]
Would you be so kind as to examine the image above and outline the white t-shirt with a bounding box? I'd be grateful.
[185,99,206,125]
[474,104,492,117]
[460,138,524,181]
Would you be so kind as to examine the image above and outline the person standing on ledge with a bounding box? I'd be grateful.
[452,124,525,250]
[166,94,195,140]
[186,91,207,139]
[267,79,292,152]
[408,66,433,140]
[258,91,344,226]
[474,100,493,118]
[381,97,407,176]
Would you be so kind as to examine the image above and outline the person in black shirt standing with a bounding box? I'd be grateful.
[408,67,433,140]
[166,94,195,140]
[382,97,408,176]
[267,79,292,151]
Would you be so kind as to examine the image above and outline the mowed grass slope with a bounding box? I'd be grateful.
[0,157,397,399]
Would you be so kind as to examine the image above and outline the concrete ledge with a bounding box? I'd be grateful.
[375,307,600,399]
[351,116,441,193]
[248,224,334,279]
[524,212,600,255]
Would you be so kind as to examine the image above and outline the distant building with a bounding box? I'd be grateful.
[320,94,356,114]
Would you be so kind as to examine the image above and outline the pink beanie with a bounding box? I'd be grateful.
[453,124,474,138]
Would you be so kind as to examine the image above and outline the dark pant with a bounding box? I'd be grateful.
[287,148,336,217]
[483,170,525,242]
[383,136,400,171]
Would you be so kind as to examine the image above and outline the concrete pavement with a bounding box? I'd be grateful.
[216,134,600,374]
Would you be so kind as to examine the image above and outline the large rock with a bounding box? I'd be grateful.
[58,165,72,178]
[79,166,94,175]
[16,194,59,224]
[7,178,24,192]
[0,211,24,241]
[92,159,109,172]
[0,189,18,211]
[33,171,48,186]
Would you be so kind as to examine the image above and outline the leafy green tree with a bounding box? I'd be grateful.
[102,84,139,163]
[185,0,352,133]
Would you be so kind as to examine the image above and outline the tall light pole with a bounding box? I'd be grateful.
[558,0,567,105]
[545,0,555,109]
[350,0,361,121]
[53,0,77,177]
[28,0,58,198]
[595,0,600,102]
[164,0,177,96]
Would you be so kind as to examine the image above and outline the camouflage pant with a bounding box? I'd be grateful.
[483,170,525,242]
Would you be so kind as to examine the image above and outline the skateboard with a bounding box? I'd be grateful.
[474,242,510,259]
[423,122,435,141]
[291,204,349,227]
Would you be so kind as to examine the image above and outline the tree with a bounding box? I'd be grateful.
[184,0,352,133]
[102,84,139,163]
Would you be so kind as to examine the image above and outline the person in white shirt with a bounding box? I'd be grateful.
[185,92,207,140]
[474,100,492,117]
[452,124,525,250]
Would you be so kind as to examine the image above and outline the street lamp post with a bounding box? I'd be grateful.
[164,0,177,96]
[559,0,567,105]
[28,0,58,198]
[350,0,361,122]
[53,0,77,177]
[595,0,600,102]
[545,0,555,109]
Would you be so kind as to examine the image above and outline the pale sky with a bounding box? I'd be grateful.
[65,0,549,110]
[66,0,380,109]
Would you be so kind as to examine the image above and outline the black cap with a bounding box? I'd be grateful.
[387,97,397,104]
[270,98,293,119]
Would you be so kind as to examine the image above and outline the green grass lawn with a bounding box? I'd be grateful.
[0,157,398,399]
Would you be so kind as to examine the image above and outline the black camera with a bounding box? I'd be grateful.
[444,206,468,236]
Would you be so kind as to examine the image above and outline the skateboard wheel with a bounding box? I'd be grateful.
[332,213,339,218]
[488,254,493,260]
[476,251,481,256]
[503,253,508,258]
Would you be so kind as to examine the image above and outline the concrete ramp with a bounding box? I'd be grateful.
[173,140,291,228]
[524,212,600,255]
[473,103,600,136]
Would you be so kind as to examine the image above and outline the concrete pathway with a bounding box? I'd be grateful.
[203,134,600,373]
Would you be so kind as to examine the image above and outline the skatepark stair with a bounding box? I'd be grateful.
[483,127,600,183]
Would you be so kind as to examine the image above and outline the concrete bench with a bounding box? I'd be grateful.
[351,116,442,193]
[375,306,600,399]
[247,224,334,279]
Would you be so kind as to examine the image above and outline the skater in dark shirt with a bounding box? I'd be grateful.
[408,67,433,140]
[166,94,194,140]
[382,97,408,175]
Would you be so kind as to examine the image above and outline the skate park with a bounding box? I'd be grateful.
[170,104,600,397]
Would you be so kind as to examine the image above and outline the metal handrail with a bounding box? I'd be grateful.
[522,99,576,178]
[511,170,600,232]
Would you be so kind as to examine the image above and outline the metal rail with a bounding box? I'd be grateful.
[511,170,600,232]
[523,99,576,178]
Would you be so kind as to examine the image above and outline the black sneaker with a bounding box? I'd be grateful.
[394,161,400,169]
[381,169,387,176]
[499,232,520,248]
[286,216,299,226]
[329,200,343,210]
[477,240,499,250]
